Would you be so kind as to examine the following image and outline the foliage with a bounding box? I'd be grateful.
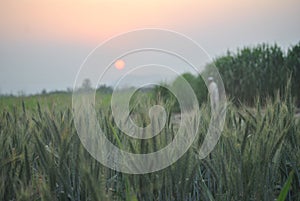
[285,42,300,106]
[1,41,300,200]
[96,84,113,94]
[153,73,208,112]
[153,42,300,107]
[212,42,300,105]
[277,171,294,201]
[81,78,92,90]
[0,93,299,201]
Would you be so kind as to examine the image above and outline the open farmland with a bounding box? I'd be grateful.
[0,91,299,201]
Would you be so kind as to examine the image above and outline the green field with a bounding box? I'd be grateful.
[1,43,299,201]
[0,91,299,201]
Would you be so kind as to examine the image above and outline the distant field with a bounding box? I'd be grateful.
[0,92,112,111]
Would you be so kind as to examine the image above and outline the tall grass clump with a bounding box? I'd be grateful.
[197,93,300,200]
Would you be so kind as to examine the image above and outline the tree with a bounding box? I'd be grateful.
[81,78,92,91]
[41,89,47,95]
[286,42,300,106]
[96,84,113,94]
[173,73,208,107]
[214,43,286,105]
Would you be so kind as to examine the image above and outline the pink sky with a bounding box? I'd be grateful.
[1,0,298,43]
[0,0,299,94]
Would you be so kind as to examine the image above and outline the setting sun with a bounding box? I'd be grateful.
[114,59,125,70]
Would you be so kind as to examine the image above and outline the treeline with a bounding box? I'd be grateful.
[157,42,300,107]
[11,42,298,107]
[215,42,300,105]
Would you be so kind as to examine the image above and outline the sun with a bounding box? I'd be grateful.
[114,59,125,70]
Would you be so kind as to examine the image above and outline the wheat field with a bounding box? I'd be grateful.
[0,92,299,201]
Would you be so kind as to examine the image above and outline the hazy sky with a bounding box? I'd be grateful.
[0,0,299,94]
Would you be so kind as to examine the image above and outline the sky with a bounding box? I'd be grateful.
[0,0,299,94]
